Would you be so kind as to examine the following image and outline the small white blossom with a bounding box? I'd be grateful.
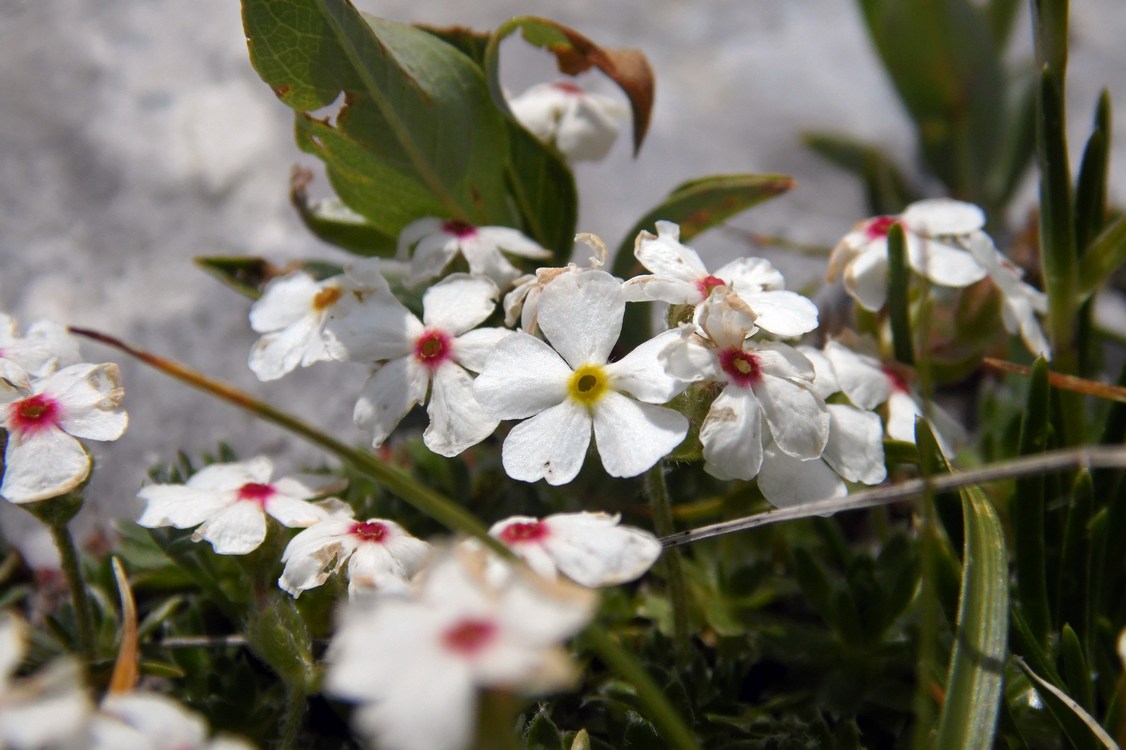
[474,270,688,485]
[326,545,595,750]
[509,81,627,162]
[964,232,1051,359]
[623,221,819,338]
[661,289,830,482]
[136,457,337,555]
[503,234,608,336]
[279,508,430,597]
[0,315,80,378]
[88,691,255,750]
[828,198,990,311]
[1,362,127,504]
[397,218,551,287]
[248,267,388,381]
[0,612,92,750]
[489,512,661,587]
[326,272,510,457]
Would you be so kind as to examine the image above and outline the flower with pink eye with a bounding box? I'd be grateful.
[396,217,550,287]
[508,80,627,162]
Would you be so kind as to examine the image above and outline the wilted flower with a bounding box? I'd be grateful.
[326,545,596,750]
[326,271,511,457]
[828,198,990,311]
[503,233,608,336]
[474,270,688,485]
[279,508,430,597]
[1,362,127,504]
[489,512,661,587]
[397,218,551,287]
[136,456,337,555]
[509,81,627,162]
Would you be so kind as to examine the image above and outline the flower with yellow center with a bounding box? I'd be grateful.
[474,269,688,485]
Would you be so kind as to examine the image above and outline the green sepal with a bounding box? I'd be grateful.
[19,491,84,527]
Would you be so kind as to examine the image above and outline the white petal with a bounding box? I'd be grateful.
[195,501,267,555]
[477,226,553,261]
[659,328,721,383]
[605,329,690,403]
[906,235,988,288]
[554,92,623,162]
[537,270,624,369]
[323,291,419,363]
[424,364,498,457]
[592,392,687,478]
[902,198,985,236]
[633,223,708,290]
[265,495,328,528]
[249,272,322,333]
[758,446,845,509]
[740,290,819,337]
[452,328,512,373]
[278,523,349,596]
[396,217,445,259]
[798,345,840,400]
[502,401,591,485]
[408,231,461,283]
[696,290,758,349]
[716,256,786,292]
[822,404,887,485]
[885,389,922,444]
[136,485,234,529]
[842,245,889,311]
[543,512,662,586]
[700,387,762,480]
[1,429,90,503]
[353,357,430,448]
[755,373,830,459]
[248,313,327,381]
[187,457,273,490]
[422,274,499,333]
[824,340,890,410]
[472,333,571,420]
[351,658,476,750]
[47,363,127,441]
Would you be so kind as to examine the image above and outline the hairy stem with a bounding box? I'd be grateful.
[49,522,95,661]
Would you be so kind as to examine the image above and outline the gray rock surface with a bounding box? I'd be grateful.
[1,0,1123,564]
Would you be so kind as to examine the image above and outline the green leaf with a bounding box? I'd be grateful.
[1078,216,1126,298]
[503,120,579,257]
[243,0,513,238]
[290,168,396,256]
[933,477,1009,749]
[802,133,915,215]
[244,592,316,691]
[484,16,655,156]
[1074,91,1111,257]
[1031,0,1069,76]
[1012,356,1051,650]
[886,223,914,366]
[195,256,343,300]
[1057,471,1093,649]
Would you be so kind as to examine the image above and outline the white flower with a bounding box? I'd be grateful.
[279,509,430,597]
[508,81,627,162]
[136,456,337,555]
[964,232,1051,358]
[474,270,688,485]
[397,218,551,287]
[828,198,990,311]
[326,272,510,457]
[248,266,389,381]
[662,289,830,481]
[0,612,91,750]
[88,691,255,750]
[326,545,595,750]
[623,221,819,338]
[1,363,127,504]
[503,234,608,336]
[0,315,80,378]
[489,512,661,587]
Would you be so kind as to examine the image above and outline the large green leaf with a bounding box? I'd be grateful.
[242,0,514,243]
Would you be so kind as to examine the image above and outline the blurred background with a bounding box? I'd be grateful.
[1,0,1123,564]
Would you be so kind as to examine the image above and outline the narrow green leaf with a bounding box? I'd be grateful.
[1074,91,1111,256]
[802,132,916,215]
[484,16,654,155]
[792,547,838,628]
[1059,624,1096,715]
[1031,0,1069,76]
[1057,471,1093,649]
[1013,356,1051,650]
[243,0,513,233]
[1078,216,1126,298]
[933,482,1009,749]
[886,223,914,366]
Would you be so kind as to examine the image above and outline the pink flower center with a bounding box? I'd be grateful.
[442,618,497,656]
[695,275,726,299]
[882,366,909,393]
[498,520,549,545]
[414,329,453,370]
[236,482,276,507]
[350,520,388,543]
[551,81,584,95]
[441,219,478,239]
[864,215,899,239]
[718,348,762,388]
[7,394,61,435]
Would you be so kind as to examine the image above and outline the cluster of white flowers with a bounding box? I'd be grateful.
[0,612,253,750]
[0,315,127,505]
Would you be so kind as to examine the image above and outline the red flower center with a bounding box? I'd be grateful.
[498,520,549,545]
[414,329,452,370]
[350,520,388,543]
[442,618,497,656]
[718,348,762,388]
[864,215,899,239]
[236,482,276,507]
[7,394,60,435]
[441,220,478,239]
[695,275,726,299]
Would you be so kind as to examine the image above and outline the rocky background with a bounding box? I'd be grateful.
[1,0,1123,564]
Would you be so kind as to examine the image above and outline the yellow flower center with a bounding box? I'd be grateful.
[568,363,609,407]
[312,285,342,311]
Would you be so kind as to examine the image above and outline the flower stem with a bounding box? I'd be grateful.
[48,522,95,662]
[584,624,701,750]
[644,464,691,669]
[279,686,306,750]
